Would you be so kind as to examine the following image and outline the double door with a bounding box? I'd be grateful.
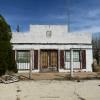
[40,50,58,71]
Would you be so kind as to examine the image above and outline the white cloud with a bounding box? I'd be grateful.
[75,26,100,33]
[87,9,100,18]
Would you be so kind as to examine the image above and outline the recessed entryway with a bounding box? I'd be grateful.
[40,50,58,72]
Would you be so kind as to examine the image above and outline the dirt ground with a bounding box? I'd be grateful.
[0,80,100,100]
[0,72,100,100]
[18,72,99,80]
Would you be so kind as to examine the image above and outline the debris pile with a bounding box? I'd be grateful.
[0,74,19,84]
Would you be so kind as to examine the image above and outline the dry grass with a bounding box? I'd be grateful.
[92,64,100,72]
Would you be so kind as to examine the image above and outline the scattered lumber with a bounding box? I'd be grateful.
[0,74,19,84]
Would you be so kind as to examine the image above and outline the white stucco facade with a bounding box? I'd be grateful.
[11,25,93,72]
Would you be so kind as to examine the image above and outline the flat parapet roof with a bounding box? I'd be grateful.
[11,25,92,44]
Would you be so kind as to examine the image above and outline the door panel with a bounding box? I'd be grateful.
[41,51,48,68]
[49,51,58,67]
[40,50,58,71]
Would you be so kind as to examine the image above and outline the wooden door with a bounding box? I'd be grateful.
[41,50,48,68]
[49,50,58,67]
[40,50,58,71]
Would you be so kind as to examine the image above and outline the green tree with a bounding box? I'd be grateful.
[0,15,17,76]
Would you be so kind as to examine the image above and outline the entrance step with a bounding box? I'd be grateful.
[40,67,58,73]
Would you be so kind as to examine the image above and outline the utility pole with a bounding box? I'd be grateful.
[29,50,33,79]
[66,0,70,32]
[70,48,73,78]
[67,7,70,32]
[16,25,20,32]
[66,0,73,78]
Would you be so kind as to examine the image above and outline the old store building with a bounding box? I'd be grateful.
[11,25,93,72]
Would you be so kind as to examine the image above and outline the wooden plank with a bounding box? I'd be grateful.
[34,50,38,69]
[81,50,86,69]
[60,50,64,69]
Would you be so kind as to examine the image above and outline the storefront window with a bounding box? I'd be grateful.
[65,51,70,62]
[73,51,80,62]
[17,51,30,63]
[65,50,80,62]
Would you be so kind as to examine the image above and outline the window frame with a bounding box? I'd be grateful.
[16,50,30,63]
[73,50,80,62]
[65,50,80,62]
[65,50,70,62]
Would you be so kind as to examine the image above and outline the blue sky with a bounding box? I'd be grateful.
[0,0,100,33]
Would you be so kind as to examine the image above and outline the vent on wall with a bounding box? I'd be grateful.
[46,31,52,38]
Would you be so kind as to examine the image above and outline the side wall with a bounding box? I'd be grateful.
[86,49,93,72]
